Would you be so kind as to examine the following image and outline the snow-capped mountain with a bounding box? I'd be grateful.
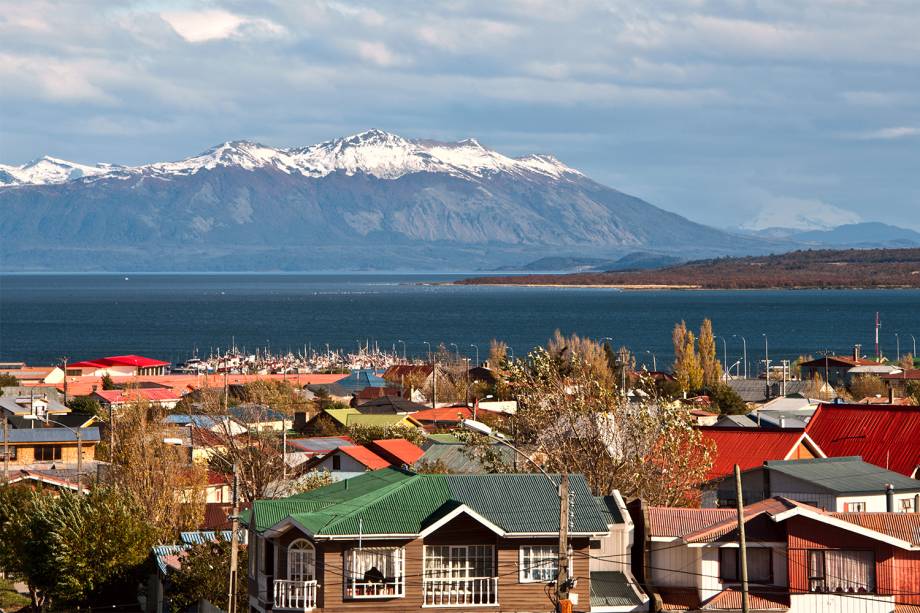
[0,130,769,272]
[0,130,581,187]
[0,156,121,187]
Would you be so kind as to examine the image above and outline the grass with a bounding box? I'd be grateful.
[0,576,30,611]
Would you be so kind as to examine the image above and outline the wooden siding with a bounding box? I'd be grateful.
[786,516,920,605]
[264,513,594,612]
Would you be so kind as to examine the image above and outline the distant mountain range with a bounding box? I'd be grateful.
[740,222,920,249]
[0,130,779,272]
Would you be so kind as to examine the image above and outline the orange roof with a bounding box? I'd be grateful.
[702,589,789,611]
[338,445,391,470]
[857,396,912,405]
[382,364,433,381]
[806,404,920,477]
[368,438,424,465]
[94,388,181,403]
[832,512,920,545]
[700,427,824,480]
[646,507,735,538]
[681,498,810,543]
[50,372,348,397]
[409,406,473,423]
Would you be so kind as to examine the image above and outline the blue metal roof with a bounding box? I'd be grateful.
[1,426,100,443]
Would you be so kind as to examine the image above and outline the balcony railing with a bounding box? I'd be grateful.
[423,576,499,607]
[274,579,317,611]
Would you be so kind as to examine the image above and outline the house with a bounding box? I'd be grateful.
[350,395,429,414]
[590,493,649,612]
[246,468,631,613]
[749,397,822,429]
[409,405,474,431]
[0,385,71,422]
[629,496,920,613]
[704,456,920,511]
[92,387,183,410]
[229,404,290,432]
[300,439,425,478]
[0,364,65,386]
[797,353,877,387]
[352,386,403,405]
[381,364,433,387]
[699,427,826,481]
[414,442,517,474]
[7,468,90,494]
[880,368,920,396]
[285,436,354,467]
[66,354,170,377]
[0,426,99,467]
[295,407,422,436]
[805,403,920,478]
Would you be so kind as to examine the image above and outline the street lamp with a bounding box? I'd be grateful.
[733,335,748,379]
[450,343,459,361]
[762,334,770,398]
[423,341,431,363]
[470,344,480,367]
[895,334,900,361]
[461,419,573,609]
[645,350,657,372]
[398,339,406,362]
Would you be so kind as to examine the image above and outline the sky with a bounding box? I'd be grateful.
[2,0,919,230]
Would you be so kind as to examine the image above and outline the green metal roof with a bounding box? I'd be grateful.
[425,433,463,444]
[762,456,920,495]
[324,408,360,426]
[251,468,611,537]
[345,413,415,427]
[590,571,643,608]
[594,495,625,525]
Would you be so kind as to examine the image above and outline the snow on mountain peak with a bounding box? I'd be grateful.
[0,131,583,187]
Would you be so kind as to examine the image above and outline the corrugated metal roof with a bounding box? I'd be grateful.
[700,428,820,480]
[832,512,920,545]
[680,498,803,543]
[594,495,625,525]
[338,445,390,469]
[1,426,101,443]
[286,436,353,452]
[345,413,418,427]
[368,438,424,465]
[762,456,920,494]
[806,404,920,477]
[252,468,609,537]
[180,530,239,545]
[702,589,790,610]
[590,571,643,607]
[415,443,514,473]
[647,507,736,538]
[152,544,185,574]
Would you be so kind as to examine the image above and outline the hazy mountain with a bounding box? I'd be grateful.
[791,222,920,248]
[0,130,767,271]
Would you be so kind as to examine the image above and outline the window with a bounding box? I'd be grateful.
[287,539,315,582]
[720,548,772,584]
[0,446,16,461]
[808,550,875,593]
[332,454,341,470]
[844,502,866,512]
[519,546,570,583]
[345,547,405,598]
[899,498,914,512]
[249,535,259,578]
[34,445,62,462]
[424,545,495,579]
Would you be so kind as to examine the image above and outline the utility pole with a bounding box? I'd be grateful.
[227,465,240,613]
[763,334,770,399]
[875,312,881,360]
[3,414,8,484]
[76,427,83,490]
[61,356,69,405]
[556,473,571,611]
[734,465,750,613]
[282,416,288,481]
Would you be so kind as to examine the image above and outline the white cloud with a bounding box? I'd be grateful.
[353,41,409,67]
[853,126,920,140]
[160,9,285,43]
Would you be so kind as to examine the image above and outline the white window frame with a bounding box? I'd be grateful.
[844,501,867,512]
[424,545,496,579]
[518,546,571,584]
[287,539,316,582]
[344,546,405,599]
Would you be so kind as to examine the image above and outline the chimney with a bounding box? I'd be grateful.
[779,416,786,429]
[886,484,894,512]
[854,344,861,361]
[888,387,894,404]
[914,493,919,514]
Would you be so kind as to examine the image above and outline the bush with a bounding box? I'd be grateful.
[701,383,747,415]
[848,374,887,400]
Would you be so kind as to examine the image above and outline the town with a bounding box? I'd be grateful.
[1,322,918,613]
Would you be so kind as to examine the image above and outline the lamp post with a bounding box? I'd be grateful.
[716,336,728,379]
[461,419,572,611]
[470,344,480,368]
[762,334,770,399]
[895,334,900,361]
[398,339,406,362]
[423,341,431,363]
[450,343,459,361]
[645,350,657,372]
[733,335,748,379]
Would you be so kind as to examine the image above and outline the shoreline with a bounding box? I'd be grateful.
[449,282,920,291]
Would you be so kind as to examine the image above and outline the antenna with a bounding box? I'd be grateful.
[876,312,881,360]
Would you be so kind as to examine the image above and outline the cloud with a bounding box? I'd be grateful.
[160,9,285,43]
[852,126,920,140]
[353,41,409,67]
[743,192,862,232]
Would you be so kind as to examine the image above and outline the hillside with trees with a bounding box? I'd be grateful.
[460,248,920,289]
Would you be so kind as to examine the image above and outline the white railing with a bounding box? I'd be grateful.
[274,579,317,611]
[345,579,405,599]
[423,577,499,607]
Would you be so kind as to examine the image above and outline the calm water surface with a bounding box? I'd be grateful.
[1,274,919,368]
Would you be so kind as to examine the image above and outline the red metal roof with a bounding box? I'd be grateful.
[338,445,391,470]
[382,364,433,381]
[69,354,169,369]
[798,355,877,368]
[805,404,920,477]
[409,406,473,423]
[368,438,424,465]
[94,388,181,403]
[702,589,790,610]
[647,507,735,538]
[881,369,920,381]
[700,428,824,480]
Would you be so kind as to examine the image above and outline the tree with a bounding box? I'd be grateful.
[0,484,33,580]
[346,423,425,447]
[547,330,614,387]
[898,353,915,370]
[698,319,722,387]
[673,322,704,393]
[848,374,887,400]
[66,395,103,418]
[101,373,117,390]
[906,381,920,405]
[488,339,508,369]
[0,373,17,390]
[504,347,713,505]
[415,459,453,474]
[109,398,206,538]
[701,383,747,414]
[9,488,157,610]
[168,536,248,613]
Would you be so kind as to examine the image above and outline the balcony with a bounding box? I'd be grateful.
[423,576,499,607]
[273,579,317,611]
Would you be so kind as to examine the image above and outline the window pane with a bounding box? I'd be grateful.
[720,549,739,581]
[823,550,874,593]
[747,548,771,584]
[521,546,558,582]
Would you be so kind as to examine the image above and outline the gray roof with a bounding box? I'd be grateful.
[0,386,69,415]
[590,571,644,607]
[713,414,759,428]
[228,404,287,423]
[761,456,920,494]
[1,426,100,443]
[415,442,516,473]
